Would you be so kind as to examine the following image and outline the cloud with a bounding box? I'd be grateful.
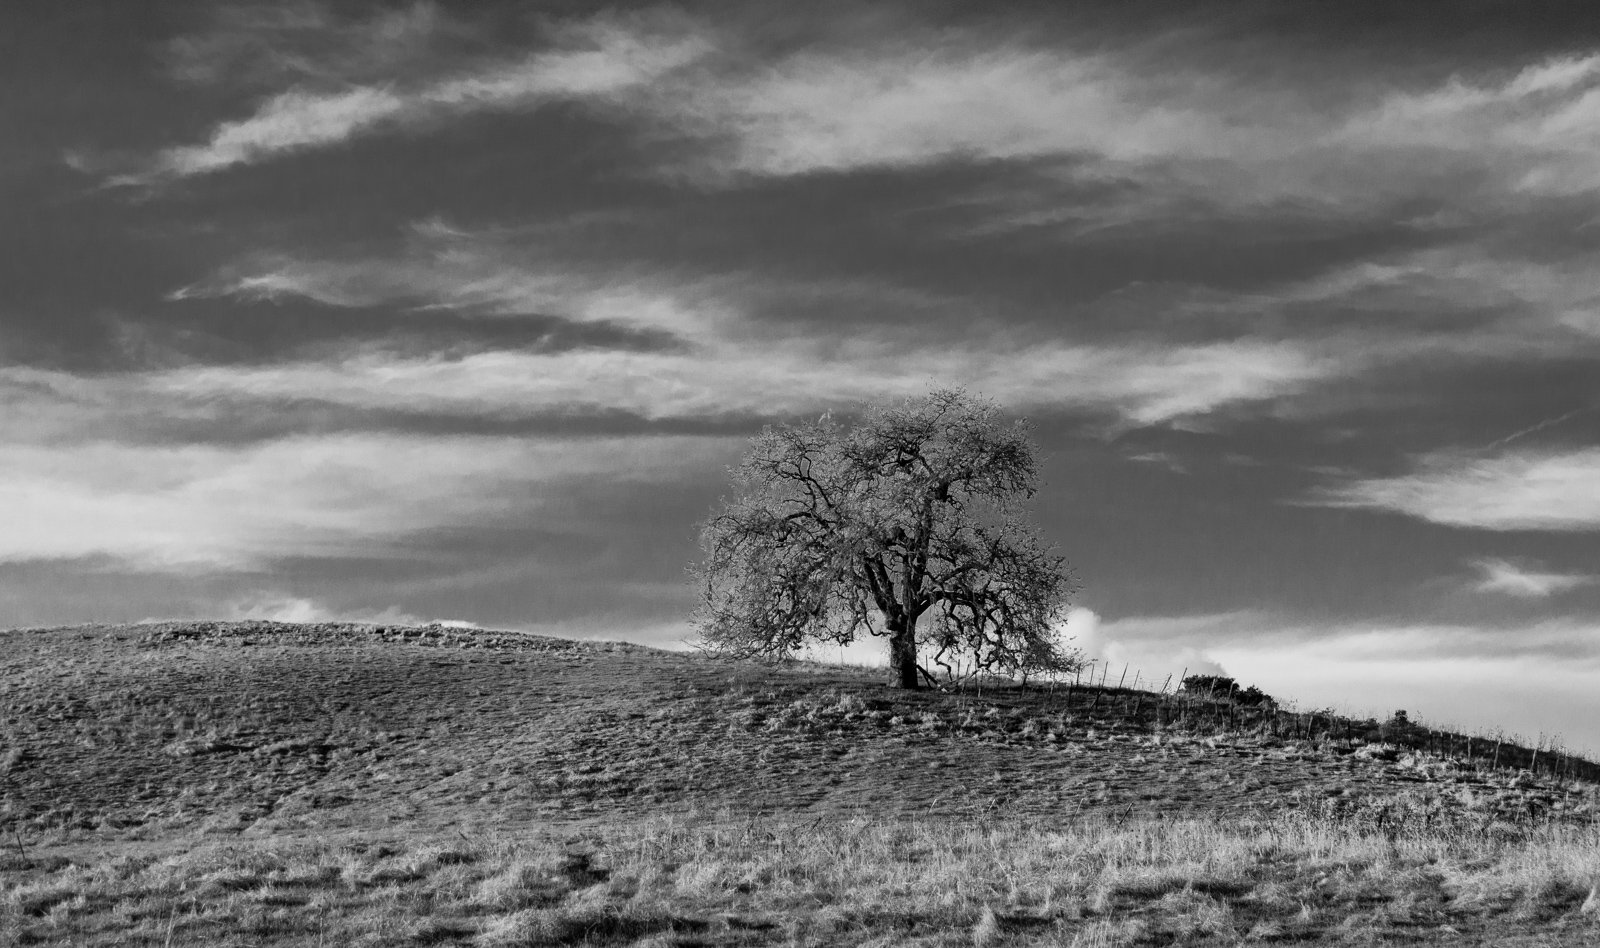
[165,1,447,88]
[1184,246,1600,366]
[1,298,1331,451]
[1298,249,1600,342]
[166,221,1337,427]
[1218,630,1600,752]
[0,432,731,570]
[1065,607,1231,683]
[117,17,710,183]
[670,45,1233,179]
[139,14,1238,186]
[222,592,476,627]
[1310,448,1600,531]
[170,230,732,341]
[1472,558,1594,598]
[159,211,1600,442]
[1083,608,1600,671]
[527,617,696,651]
[132,335,1326,430]
[630,37,1600,235]
[1337,53,1600,198]
[122,8,1600,222]
[224,593,352,624]
[1125,452,1185,473]
[147,86,408,179]
[1059,607,1600,750]
[1061,606,1104,655]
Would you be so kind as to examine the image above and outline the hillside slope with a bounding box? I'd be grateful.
[3,622,1593,843]
[4,621,1600,947]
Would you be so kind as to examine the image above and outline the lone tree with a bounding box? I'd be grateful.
[693,390,1079,689]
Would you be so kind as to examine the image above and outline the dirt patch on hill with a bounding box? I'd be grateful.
[2,622,1595,845]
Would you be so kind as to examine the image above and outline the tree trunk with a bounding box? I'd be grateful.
[887,616,919,690]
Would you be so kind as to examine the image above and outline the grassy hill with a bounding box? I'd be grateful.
[2,621,1598,946]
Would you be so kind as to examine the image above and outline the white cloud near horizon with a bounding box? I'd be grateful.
[1076,608,1600,669]
[1222,644,1600,754]
[1311,448,1600,531]
[0,432,732,570]
[1062,607,1600,751]
[221,591,478,628]
[1473,558,1595,598]
[1063,607,1229,683]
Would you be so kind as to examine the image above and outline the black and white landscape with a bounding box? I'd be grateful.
[8,0,1600,749]
[4,3,1600,945]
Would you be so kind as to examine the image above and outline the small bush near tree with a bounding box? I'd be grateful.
[1180,675,1276,707]
[1180,674,1239,699]
[1236,684,1277,708]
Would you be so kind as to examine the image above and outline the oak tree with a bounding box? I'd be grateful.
[693,390,1078,689]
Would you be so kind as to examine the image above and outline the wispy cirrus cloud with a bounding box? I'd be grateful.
[166,247,1330,427]
[634,37,1600,212]
[1309,448,1600,531]
[129,10,1600,211]
[670,44,1240,179]
[162,212,1600,438]
[1220,246,1600,355]
[145,337,1328,428]
[165,216,1341,427]
[165,1,448,88]
[115,17,709,184]
[1473,558,1595,598]
[1336,53,1600,198]
[0,327,1326,449]
[169,224,732,340]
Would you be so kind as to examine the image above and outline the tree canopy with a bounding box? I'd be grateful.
[693,390,1079,689]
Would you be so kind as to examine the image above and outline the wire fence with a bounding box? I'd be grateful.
[939,660,1600,785]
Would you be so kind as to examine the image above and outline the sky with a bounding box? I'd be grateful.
[5,1,1600,752]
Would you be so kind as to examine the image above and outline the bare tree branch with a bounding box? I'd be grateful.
[691,390,1080,689]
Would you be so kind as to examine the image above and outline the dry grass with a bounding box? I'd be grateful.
[5,622,1598,945]
[4,811,1598,946]
[7,623,1594,845]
